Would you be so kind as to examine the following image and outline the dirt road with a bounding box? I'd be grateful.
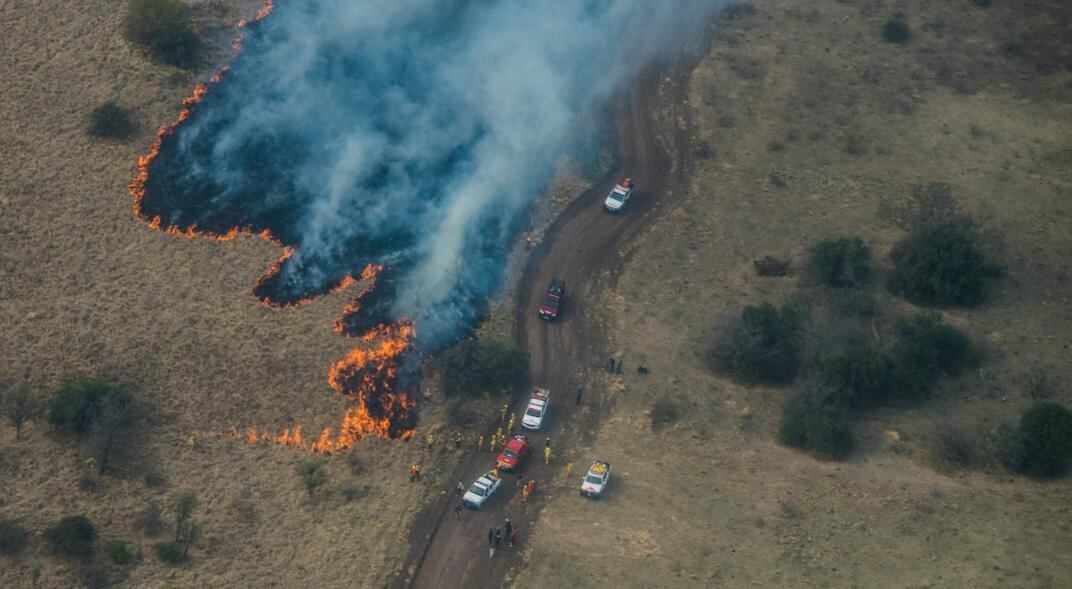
[393,44,703,588]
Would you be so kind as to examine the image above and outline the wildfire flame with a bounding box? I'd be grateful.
[132,0,419,454]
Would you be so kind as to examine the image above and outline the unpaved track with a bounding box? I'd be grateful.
[393,45,702,589]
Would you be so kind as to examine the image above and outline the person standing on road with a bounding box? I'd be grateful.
[510,528,518,548]
[500,404,509,423]
[504,519,512,539]
[494,528,502,547]
[454,504,463,519]
[478,434,484,451]
[544,446,551,465]
[545,437,551,449]
[456,480,464,496]
[487,528,494,547]
[566,462,573,478]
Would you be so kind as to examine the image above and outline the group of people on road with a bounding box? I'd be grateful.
[487,518,519,557]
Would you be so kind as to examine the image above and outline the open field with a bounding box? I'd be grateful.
[514,0,1072,587]
[0,2,453,587]
[2,0,1070,588]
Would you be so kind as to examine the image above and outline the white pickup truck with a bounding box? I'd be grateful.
[462,470,503,509]
[521,387,550,431]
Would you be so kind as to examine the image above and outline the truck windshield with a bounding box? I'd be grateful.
[585,474,603,484]
[526,407,541,417]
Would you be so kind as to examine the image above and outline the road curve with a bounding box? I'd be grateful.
[393,44,702,589]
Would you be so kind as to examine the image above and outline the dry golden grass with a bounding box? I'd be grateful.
[515,0,1072,586]
[0,2,464,587]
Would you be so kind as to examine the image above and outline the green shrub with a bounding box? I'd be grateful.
[123,0,202,68]
[48,378,130,436]
[650,398,680,431]
[882,18,911,44]
[820,346,896,408]
[1017,403,1072,477]
[778,381,854,459]
[888,221,1001,307]
[297,459,327,497]
[87,101,136,140]
[892,314,975,400]
[154,541,185,565]
[806,237,871,288]
[437,340,529,398]
[106,540,136,565]
[0,517,29,555]
[714,303,803,384]
[44,515,97,558]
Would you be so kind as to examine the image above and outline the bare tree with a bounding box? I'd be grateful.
[86,392,140,475]
[3,387,43,441]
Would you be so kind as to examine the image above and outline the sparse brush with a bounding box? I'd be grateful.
[650,398,681,431]
[298,459,328,497]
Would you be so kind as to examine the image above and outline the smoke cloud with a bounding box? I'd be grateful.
[140,0,718,348]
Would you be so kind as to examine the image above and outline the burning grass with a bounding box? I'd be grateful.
[129,0,419,452]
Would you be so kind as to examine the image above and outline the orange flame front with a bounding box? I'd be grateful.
[133,0,420,455]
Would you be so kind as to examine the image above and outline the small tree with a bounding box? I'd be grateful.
[86,390,140,475]
[87,101,136,140]
[0,517,29,555]
[44,515,97,558]
[123,0,202,68]
[712,303,803,384]
[297,459,327,497]
[805,237,871,288]
[437,340,529,397]
[3,386,44,440]
[1017,402,1072,477]
[892,314,975,400]
[888,220,1001,307]
[172,493,197,543]
[820,346,896,408]
[48,378,130,436]
[778,379,854,459]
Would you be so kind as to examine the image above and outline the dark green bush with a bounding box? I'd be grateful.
[447,402,479,428]
[714,303,803,384]
[778,381,854,459]
[107,540,136,565]
[123,0,202,68]
[45,515,97,558]
[437,340,529,398]
[1017,402,1072,477]
[888,221,1001,307]
[820,346,896,408]
[892,314,975,400]
[0,517,29,555]
[882,18,912,44]
[48,378,130,436]
[806,237,871,288]
[650,398,680,431]
[154,541,185,565]
[87,101,136,140]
